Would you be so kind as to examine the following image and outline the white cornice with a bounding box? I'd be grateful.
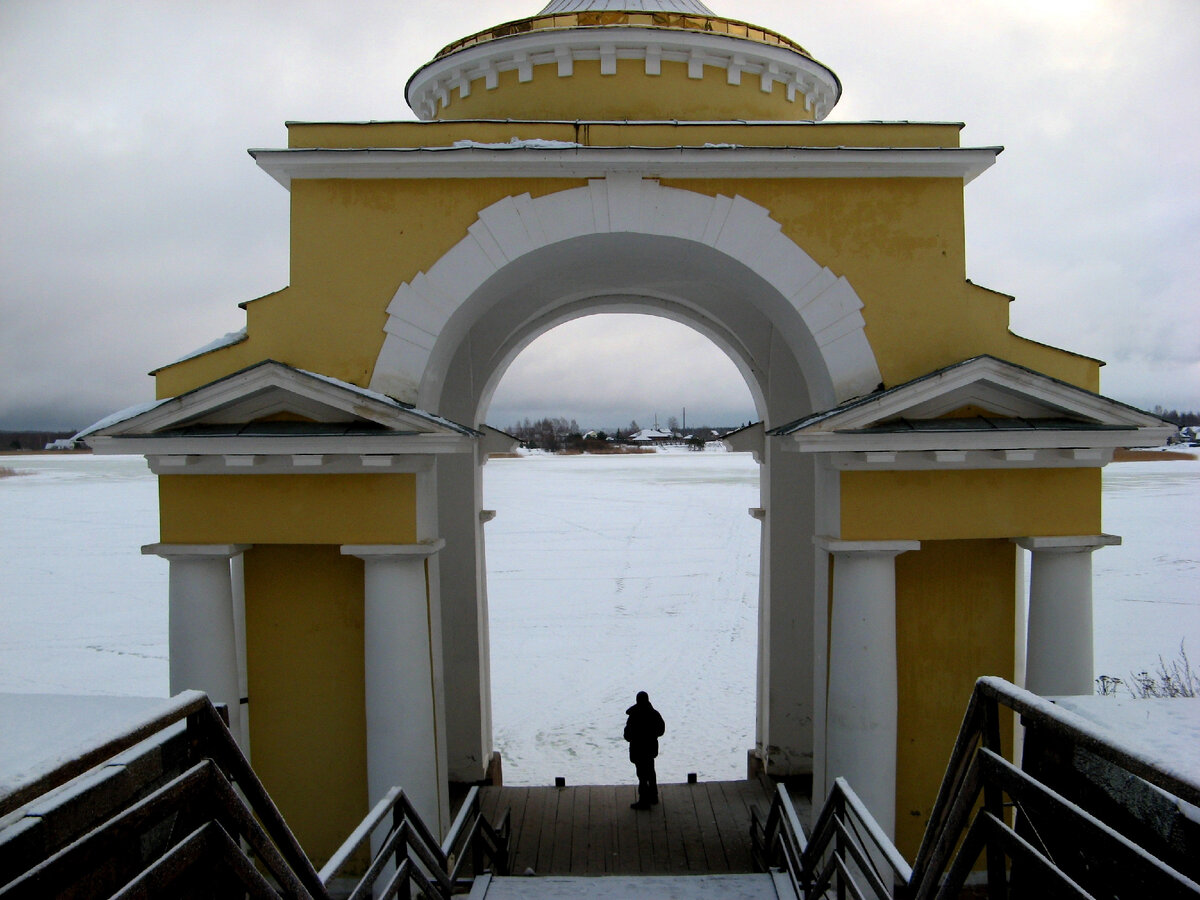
[91,434,474,474]
[406,27,839,121]
[251,146,999,188]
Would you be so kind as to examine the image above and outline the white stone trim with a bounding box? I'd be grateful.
[251,146,999,189]
[371,178,882,407]
[405,27,840,121]
[341,540,447,559]
[1014,534,1121,552]
[143,543,252,559]
[815,447,1119,471]
[791,356,1172,435]
[97,434,474,466]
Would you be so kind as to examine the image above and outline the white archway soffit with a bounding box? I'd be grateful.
[406,27,839,120]
[369,176,882,408]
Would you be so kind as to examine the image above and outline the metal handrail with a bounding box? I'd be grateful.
[321,784,510,898]
[754,778,908,900]
[907,676,1200,899]
[2,692,512,899]
[754,676,1200,898]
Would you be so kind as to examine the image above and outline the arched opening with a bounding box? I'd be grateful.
[482,313,760,785]
[372,180,883,788]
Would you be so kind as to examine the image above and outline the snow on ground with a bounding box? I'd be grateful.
[0,453,1196,788]
[484,452,759,786]
[0,455,167,696]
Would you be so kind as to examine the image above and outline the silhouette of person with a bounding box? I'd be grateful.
[623,691,665,810]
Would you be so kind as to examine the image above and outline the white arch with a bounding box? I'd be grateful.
[370,175,880,413]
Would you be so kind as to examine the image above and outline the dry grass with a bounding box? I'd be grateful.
[0,466,23,478]
[1113,448,1196,461]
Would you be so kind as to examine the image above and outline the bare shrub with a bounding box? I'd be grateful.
[1097,641,1199,698]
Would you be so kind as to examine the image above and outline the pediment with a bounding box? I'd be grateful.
[771,356,1173,469]
[85,361,477,438]
[80,362,479,470]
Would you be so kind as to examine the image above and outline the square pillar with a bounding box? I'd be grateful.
[142,543,250,751]
[342,541,449,840]
[1015,535,1120,696]
[816,537,919,841]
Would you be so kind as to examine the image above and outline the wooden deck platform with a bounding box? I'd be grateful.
[476,780,805,877]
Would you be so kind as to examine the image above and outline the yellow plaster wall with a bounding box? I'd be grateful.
[243,544,368,863]
[158,473,417,544]
[156,170,1100,400]
[893,539,1016,858]
[432,58,814,122]
[155,177,587,399]
[839,468,1102,541]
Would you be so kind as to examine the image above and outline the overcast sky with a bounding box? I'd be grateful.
[2,1,1197,433]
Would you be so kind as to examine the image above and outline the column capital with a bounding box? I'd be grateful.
[341,539,446,561]
[142,543,251,560]
[814,536,921,556]
[1013,534,1120,553]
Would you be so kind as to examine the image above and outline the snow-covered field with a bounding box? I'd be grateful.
[1,452,1196,786]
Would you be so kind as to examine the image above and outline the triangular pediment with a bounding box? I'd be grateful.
[770,357,1173,469]
[83,361,478,439]
[776,357,1167,435]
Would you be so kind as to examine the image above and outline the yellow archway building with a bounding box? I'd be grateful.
[87,0,1170,863]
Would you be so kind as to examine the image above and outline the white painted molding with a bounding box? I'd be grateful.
[252,146,999,189]
[341,540,447,560]
[815,447,1118,471]
[782,356,1172,436]
[85,361,479,441]
[371,178,882,407]
[142,543,252,559]
[814,537,921,556]
[405,27,839,121]
[1013,535,1121,552]
[98,433,474,463]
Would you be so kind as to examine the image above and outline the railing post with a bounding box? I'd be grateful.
[835,793,848,900]
[981,698,1008,899]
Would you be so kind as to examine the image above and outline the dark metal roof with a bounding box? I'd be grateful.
[139,422,420,439]
[848,416,1129,435]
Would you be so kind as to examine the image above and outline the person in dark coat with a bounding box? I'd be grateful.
[623,691,665,810]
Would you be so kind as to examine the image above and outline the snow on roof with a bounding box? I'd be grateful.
[168,328,248,367]
[74,398,170,441]
[631,427,674,441]
[451,138,581,150]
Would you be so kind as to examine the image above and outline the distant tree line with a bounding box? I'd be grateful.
[1153,407,1200,427]
[0,430,78,451]
[504,416,741,451]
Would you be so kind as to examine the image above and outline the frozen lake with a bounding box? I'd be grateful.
[1,452,1197,785]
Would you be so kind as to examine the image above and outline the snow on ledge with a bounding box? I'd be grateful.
[450,138,581,150]
[169,328,248,367]
[0,694,180,808]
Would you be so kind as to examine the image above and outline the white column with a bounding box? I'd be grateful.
[1015,535,1120,696]
[816,538,919,841]
[342,541,449,841]
[142,543,250,751]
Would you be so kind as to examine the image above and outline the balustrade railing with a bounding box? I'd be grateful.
[754,677,1200,899]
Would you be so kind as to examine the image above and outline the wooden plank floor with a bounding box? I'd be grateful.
[476,780,804,877]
